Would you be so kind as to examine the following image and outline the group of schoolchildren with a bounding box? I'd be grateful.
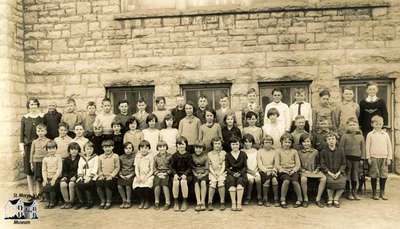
[20,81,393,212]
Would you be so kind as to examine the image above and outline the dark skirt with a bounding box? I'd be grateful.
[279,172,299,182]
[32,162,43,182]
[326,174,346,190]
[226,174,247,188]
[260,171,277,184]
[23,144,33,175]
[154,175,170,187]
[117,176,134,186]
[193,174,209,184]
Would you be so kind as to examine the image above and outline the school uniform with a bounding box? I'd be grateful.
[359,96,388,137]
[366,129,392,178]
[54,135,72,159]
[132,153,154,189]
[275,148,301,181]
[123,130,144,153]
[133,111,149,130]
[154,152,172,186]
[208,150,227,188]
[289,101,312,131]
[192,153,209,184]
[221,126,242,152]
[118,153,135,186]
[265,101,291,132]
[320,147,346,190]
[226,151,248,188]
[30,137,51,181]
[199,123,222,151]
[44,110,62,139]
[170,106,186,129]
[160,128,178,154]
[20,113,44,175]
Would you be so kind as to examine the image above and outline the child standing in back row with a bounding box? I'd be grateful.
[313,89,337,131]
[61,98,82,138]
[179,102,201,154]
[160,114,179,154]
[123,117,144,153]
[199,110,222,151]
[243,111,263,149]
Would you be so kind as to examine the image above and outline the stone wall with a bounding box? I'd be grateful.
[0,0,26,182]
[22,0,400,174]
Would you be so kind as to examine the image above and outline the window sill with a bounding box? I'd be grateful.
[115,0,389,20]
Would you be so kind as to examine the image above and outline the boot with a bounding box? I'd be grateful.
[380,178,388,200]
[181,198,188,212]
[262,186,270,207]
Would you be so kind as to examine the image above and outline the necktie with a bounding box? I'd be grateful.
[297,102,303,115]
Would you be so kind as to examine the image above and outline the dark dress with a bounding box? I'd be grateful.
[89,134,104,155]
[171,107,186,129]
[221,126,242,152]
[226,151,248,187]
[191,153,209,183]
[43,110,62,139]
[113,134,124,156]
[320,147,346,190]
[20,114,44,175]
[170,152,192,182]
[358,98,388,137]
[62,155,80,182]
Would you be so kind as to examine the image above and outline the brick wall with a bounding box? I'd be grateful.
[0,0,26,182]
[22,0,400,175]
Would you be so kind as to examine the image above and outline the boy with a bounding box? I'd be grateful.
[82,101,97,138]
[30,123,50,199]
[359,82,388,138]
[113,100,130,134]
[312,118,331,152]
[291,115,309,150]
[171,95,186,129]
[242,111,263,149]
[54,122,72,159]
[61,98,82,138]
[313,89,337,131]
[43,102,62,139]
[41,140,62,208]
[94,98,116,137]
[96,139,120,209]
[195,96,214,124]
[242,88,263,128]
[264,88,291,132]
[133,98,149,130]
[336,87,360,134]
[339,118,365,200]
[216,94,232,127]
[71,124,89,154]
[289,88,312,132]
[153,96,170,129]
[366,115,392,200]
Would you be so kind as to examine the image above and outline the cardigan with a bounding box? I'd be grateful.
[320,147,346,174]
[298,148,320,172]
[154,152,172,175]
[226,151,247,177]
[275,148,301,172]
[62,155,80,179]
[170,152,192,176]
[119,153,135,176]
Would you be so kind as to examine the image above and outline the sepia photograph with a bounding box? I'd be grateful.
[0,0,399,228]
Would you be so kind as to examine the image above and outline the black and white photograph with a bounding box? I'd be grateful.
[0,0,399,228]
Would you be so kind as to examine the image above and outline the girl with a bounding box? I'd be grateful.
[257,135,279,207]
[123,117,144,153]
[221,112,242,152]
[112,121,124,156]
[242,111,263,149]
[178,102,201,154]
[242,134,262,206]
[226,137,247,211]
[71,124,89,155]
[159,114,179,154]
[264,88,291,132]
[170,136,192,212]
[275,133,303,208]
[75,142,98,209]
[153,141,172,210]
[118,142,135,209]
[60,142,81,209]
[142,114,160,155]
[262,108,284,149]
[208,137,227,211]
[41,140,62,209]
[320,132,346,208]
[199,110,222,151]
[298,133,326,208]
[132,140,154,209]
[192,142,209,211]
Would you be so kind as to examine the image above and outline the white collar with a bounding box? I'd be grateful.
[366,96,378,102]
[24,113,44,118]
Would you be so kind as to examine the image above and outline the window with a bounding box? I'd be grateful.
[106,86,155,114]
[181,84,231,110]
[339,79,393,128]
[258,81,311,111]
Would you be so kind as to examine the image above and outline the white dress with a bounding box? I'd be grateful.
[264,101,290,131]
[142,128,160,155]
[132,153,154,189]
[262,122,285,149]
[160,128,178,154]
[243,148,261,181]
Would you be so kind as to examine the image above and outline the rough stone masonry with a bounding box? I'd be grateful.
[0,0,400,182]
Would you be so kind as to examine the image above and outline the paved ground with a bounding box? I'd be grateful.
[1,176,399,229]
